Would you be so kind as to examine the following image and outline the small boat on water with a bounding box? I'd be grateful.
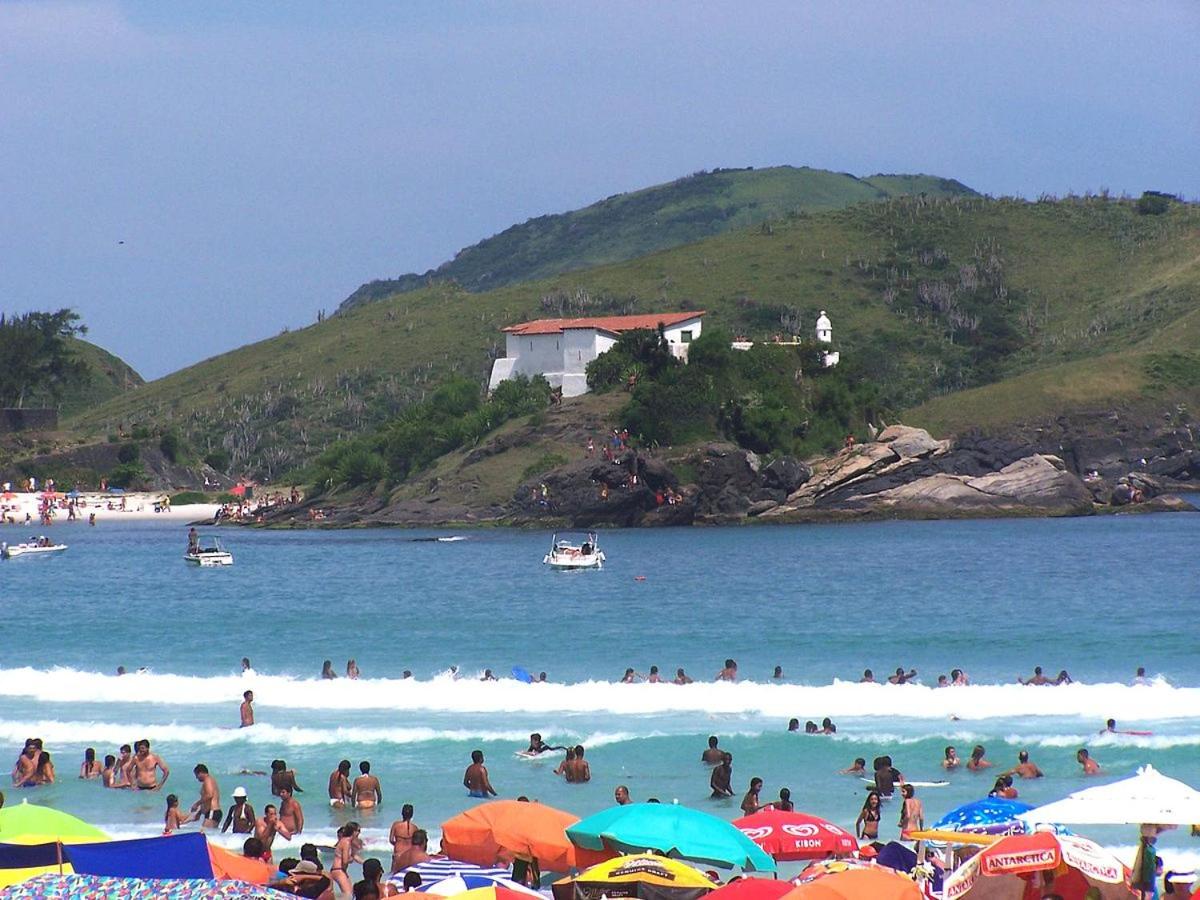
[543,532,605,570]
[2,538,68,559]
[185,537,234,567]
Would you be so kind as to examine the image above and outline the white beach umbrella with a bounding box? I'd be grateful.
[1018,764,1200,827]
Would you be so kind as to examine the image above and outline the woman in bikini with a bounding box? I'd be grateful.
[332,822,363,898]
[898,784,924,836]
[34,752,55,784]
[270,759,303,796]
[855,791,881,842]
[79,748,102,780]
[389,804,421,874]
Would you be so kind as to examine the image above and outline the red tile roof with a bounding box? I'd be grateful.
[502,311,705,336]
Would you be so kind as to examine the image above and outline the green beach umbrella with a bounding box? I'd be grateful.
[566,804,776,873]
[0,800,109,845]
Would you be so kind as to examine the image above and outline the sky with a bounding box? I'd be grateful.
[1,1,1197,380]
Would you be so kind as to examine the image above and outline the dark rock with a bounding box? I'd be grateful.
[761,456,811,493]
[747,499,779,517]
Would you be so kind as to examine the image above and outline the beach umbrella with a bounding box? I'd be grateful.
[0,801,108,845]
[568,804,776,873]
[733,809,858,861]
[552,853,716,900]
[420,875,542,897]
[65,490,82,499]
[440,889,544,900]
[205,842,273,884]
[1018,764,1200,827]
[942,831,1132,900]
[0,872,279,898]
[395,859,511,883]
[927,798,1036,837]
[782,865,922,900]
[441,800,580,873]
[704,878,794,900]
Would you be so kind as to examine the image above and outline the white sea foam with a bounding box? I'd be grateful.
[0,667,1195,721]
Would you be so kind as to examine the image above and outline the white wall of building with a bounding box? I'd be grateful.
[489,316,705,397]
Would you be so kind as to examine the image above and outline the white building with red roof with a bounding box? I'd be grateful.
[488,311,705,397]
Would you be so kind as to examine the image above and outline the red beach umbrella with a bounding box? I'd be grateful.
[705,878,795,900]
[733,809,858,862]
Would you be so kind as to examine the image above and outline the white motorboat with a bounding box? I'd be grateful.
[543,532,605,569]
[185,537,234,567]
[2,538,68,559]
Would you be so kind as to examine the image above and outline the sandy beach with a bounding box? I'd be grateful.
[0,491,219,526]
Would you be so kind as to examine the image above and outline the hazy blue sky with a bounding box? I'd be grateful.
[2,1,1196,379]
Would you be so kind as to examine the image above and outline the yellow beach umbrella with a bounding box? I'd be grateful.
[553,853,716,900]
[0,799,109,888]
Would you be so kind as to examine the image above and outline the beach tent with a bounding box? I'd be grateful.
[1018,764,1200,827]
[206,843,274,884]
[733,809,858,861]
[0,872,279,898]
[552,853,716,900]
[64,832,214,880]
[942,831,1131,900]
[441,800,580,873]
[568,804,776,873]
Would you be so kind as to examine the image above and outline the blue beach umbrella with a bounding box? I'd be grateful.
[931,797,1054,836]
[567,803,776,873]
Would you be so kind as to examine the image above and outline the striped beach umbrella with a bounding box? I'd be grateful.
[391,858,510,889]
[419,874,542,897]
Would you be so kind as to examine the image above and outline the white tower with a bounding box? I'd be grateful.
[815,310,832,343]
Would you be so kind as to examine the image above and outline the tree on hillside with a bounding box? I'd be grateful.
[0,309,89,408]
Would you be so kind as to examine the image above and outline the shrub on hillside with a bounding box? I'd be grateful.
[107,461,145,489]
[159,431,182,463]
[116,442,140,464]
[1136,192,1173,216]
[586,327,678,391]
[204,449,231,472]
[170,491,208,505]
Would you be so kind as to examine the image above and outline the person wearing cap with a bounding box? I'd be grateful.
[270,858,330,898]
[222,786,255,834]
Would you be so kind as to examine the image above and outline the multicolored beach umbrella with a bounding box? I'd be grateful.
[0,873,277,898]
[391,858,511,890]
[929,798,1035,836]
[419,874,542,897]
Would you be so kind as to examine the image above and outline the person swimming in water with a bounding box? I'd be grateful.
[840,757,867,776]
[352,761,382,809]
[701,736,724,765]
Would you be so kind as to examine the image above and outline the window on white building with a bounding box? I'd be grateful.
[680,330,693,343]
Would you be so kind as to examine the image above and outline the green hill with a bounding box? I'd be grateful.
[63,338,145,416]
[339,166,976,310]
[68,191,1200,478]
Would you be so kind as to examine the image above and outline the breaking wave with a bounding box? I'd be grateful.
[0,667,1192,722]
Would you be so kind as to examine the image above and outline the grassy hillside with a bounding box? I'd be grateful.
[69,193,1200,477]
[63,339,145,416]
[340,166,976,309]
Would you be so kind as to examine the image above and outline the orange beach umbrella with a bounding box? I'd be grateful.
[782,866,922,900]
[441,800,580,873]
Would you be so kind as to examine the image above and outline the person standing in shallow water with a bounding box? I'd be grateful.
[240,691,254,728]
[388,803,420,874]
[710,753,733,798]
[463,750,497,798]
[701,736,724,765]
[321,660,337,679]
[329,760,352,808]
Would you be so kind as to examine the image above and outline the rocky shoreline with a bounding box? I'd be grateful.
[247,424,1196,530]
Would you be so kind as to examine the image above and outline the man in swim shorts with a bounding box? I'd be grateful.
[463,750,496,798]
[190,764,221,829]
[353,761,382,809]
[279,784,304,835]
[328,759,352,808]
[255,805,292,862]
[132,740,169,790]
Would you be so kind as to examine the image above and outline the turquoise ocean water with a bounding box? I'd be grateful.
[2,506,1199,874]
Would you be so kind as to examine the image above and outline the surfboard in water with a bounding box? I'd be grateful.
[511,666,533,683]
